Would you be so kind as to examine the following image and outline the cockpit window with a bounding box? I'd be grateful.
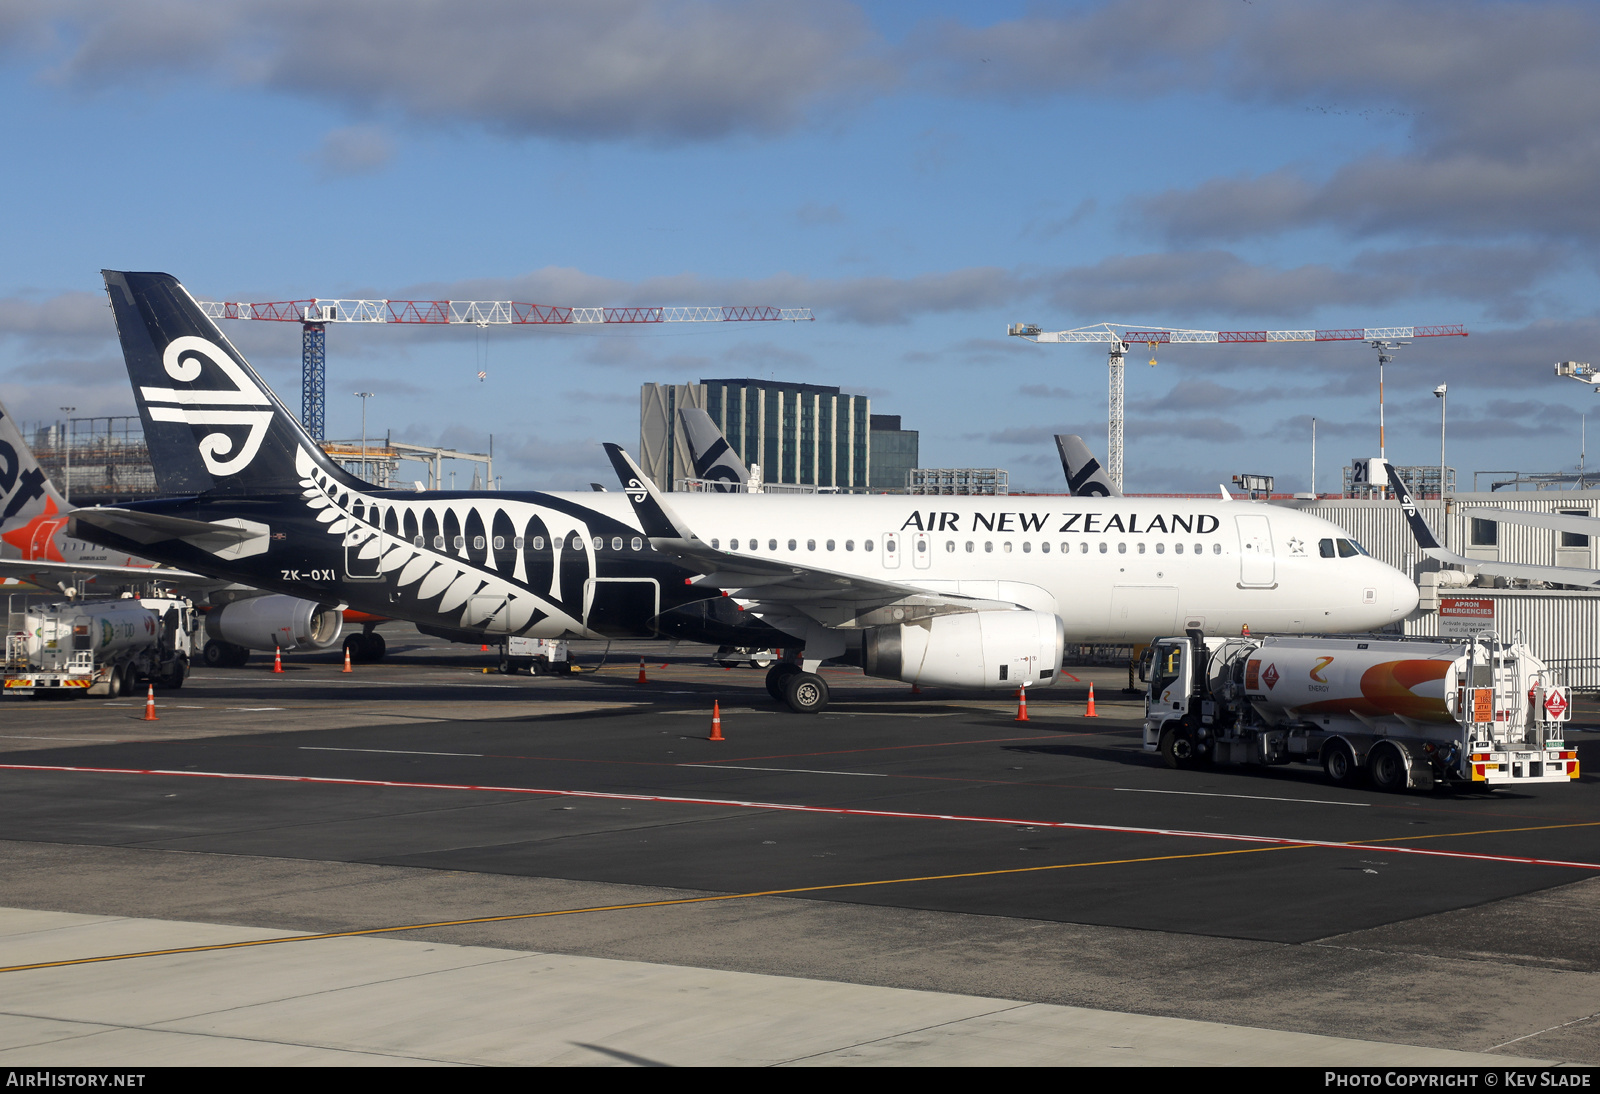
[1319,538,1336,558]
[1336,539,1360,558]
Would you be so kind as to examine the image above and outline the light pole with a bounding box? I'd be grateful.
[1310,417,1317,497]
[354,392,374,481]
[1434,383,1447,551]
[59,407,76,502]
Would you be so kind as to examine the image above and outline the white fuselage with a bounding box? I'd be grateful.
[562,490,1418,641]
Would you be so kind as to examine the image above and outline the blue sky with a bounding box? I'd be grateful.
[2,0,1598,493]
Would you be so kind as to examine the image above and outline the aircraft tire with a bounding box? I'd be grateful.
[783,670,829,714]
[1323,742,1358,786]
[364,632,386,661]
[765,663,801,701]
[1368,743,1407,793]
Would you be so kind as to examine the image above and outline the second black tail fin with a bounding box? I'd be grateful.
[102,270,364,497]
[1382,460,1443,550]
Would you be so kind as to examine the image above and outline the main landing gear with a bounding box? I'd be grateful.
[765,663,829,714]
[344,630,387,664]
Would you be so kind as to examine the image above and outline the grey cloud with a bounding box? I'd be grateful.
[926,1,1600,244]
[307,125,394,179]
[32,0,889,144]
[0,292,112,340]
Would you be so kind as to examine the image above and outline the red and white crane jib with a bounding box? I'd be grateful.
[1016,322,1468,345]
[197,299,815,326]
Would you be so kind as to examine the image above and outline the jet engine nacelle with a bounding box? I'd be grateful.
[862,610,1066,689]
[207,595,343,652]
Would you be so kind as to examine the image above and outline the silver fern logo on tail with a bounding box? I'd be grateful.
[140,336,275,477]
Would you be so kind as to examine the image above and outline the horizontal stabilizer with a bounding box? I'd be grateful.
[70,508,269,558]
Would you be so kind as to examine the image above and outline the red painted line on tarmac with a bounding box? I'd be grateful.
[3,762,1597,872]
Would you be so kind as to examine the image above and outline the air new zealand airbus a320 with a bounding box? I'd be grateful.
[75,271,1417,712]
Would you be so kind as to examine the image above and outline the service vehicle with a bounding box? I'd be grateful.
[498,636,576,675]
[1141,630,1578,791]
[3,593,197,698]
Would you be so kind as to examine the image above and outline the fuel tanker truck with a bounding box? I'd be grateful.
[1141,631,1578,792]
[3,593,197,698]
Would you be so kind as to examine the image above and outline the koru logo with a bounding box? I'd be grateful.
[140,336,275,477]
[625,477,649,503]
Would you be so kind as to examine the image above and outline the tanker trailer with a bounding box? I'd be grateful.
[1141,631,1578,792]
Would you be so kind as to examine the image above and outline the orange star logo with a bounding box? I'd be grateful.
[0,497,67,562]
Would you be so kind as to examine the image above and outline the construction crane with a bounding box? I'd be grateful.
[1007,322,1468,493]
[198,296,816,440]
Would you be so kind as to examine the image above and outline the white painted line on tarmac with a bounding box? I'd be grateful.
[677,764,886,777]
[3,761,1590,871]
[0,735,127,742]
[1114,787,1369,807]
[301,747,484,758]
[226,707,285,712]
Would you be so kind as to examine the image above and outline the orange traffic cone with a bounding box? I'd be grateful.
[637,658,648,684]
[342,645,353,673]
[709,700,724,741]
[1085,682,1098,718]
[1014,686,1029,722]
[143,684,158,721]
[273,646,283,673]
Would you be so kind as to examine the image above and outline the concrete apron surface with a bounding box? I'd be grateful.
[0,907,1546,1067]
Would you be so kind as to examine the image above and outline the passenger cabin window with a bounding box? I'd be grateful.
[632,537,643,551]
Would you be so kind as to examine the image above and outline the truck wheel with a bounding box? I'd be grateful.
[164,656,188,690]
[751,651,774,669]
[784,671,829,714]
[765,663,801,701]
[1323,742,1358,786]
[104,665,124,699]
[1368,744,1408,793]
[1160,729,1197,770]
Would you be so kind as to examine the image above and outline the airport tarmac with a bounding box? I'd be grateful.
[0,627,1597,1067]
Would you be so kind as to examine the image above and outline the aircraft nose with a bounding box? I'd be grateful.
[1391,567,1420,618]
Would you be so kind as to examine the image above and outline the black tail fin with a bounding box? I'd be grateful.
[1382,460,1443,550]
[678,408,748,491]
[1055,434,1117,497]
[101,271,365,497]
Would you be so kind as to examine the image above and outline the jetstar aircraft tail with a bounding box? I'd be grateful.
[101,271,366,497]
[678,408,749,491]
[1055,435,1118,497]
[0,396,70,532]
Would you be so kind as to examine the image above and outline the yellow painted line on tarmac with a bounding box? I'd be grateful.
[0,843,1301,976]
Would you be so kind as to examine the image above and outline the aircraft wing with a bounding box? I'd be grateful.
[0,558,208,588]
[1463,508,1600,535]
[601,444,1028,621]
